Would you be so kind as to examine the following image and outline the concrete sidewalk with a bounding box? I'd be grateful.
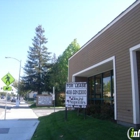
[0,101,39,140]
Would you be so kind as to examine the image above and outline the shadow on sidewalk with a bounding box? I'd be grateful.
[0,105,12,110]
[0,103,30,110]
[12,106,30,109]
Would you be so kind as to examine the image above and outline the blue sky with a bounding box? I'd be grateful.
[0,0,135,86]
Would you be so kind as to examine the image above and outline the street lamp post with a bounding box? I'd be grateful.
[5,57,21,106]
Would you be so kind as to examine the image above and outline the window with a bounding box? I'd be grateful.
[88,77,94,104]
[95,74,102,99]
[103,71,112,104]
[88,70,114,105]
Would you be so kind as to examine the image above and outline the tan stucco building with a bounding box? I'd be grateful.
[68,0,140,128]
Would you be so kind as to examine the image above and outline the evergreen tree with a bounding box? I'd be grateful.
[22,25,51,94]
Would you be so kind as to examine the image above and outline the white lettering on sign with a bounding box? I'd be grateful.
[65,82,87,108]
[75,83,86,87]
[73,90,87,94]
[66,83,73,88]
[66,90,72,94]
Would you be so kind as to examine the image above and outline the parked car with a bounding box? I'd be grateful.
[11,98,16,102]
[1,96,4,99]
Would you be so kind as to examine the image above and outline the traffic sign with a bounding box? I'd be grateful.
[3,86,12,91]
[1,73,15,86]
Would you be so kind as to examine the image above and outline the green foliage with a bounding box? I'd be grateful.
[100,103,114,119]
[49,39,80,92]
[85,103,114,120]
[12,80,18,88]
[22,25,52,94]
[32,110,128,140]
[57,94,65,106]
[29,103,36,108]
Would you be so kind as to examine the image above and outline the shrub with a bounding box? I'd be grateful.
[85,104,100,116]
[100,103,114,119]
[85,103,114,120]
[57,93,65,106]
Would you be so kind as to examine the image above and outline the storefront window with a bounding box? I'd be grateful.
[103,71,111,98]
[95,74,102,99]
[88,77,94,104]
[88,70,114,105]
[112,75,114,98]
[103,71,111,103]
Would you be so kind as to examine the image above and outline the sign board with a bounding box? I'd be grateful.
[65,82,87,108]
[1,73,15,86]
[3,86,12,91]
[52,94,55,100]
[53,87,55,100]
[36,95,53,106]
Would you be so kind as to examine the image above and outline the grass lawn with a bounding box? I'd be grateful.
[25,100,35,105]
[32,110,129,140]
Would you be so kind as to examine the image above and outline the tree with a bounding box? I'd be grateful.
[49,39,80,92]
[12,80,18,89]
[22,25,51,94]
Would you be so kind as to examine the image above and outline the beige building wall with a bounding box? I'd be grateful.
[68,1,140,125]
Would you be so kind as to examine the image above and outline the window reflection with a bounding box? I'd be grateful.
[88,77,94,104]
[88,70,114,105]
[103,71,111,98]
[95,74,101,99]
[103,71,111,104]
